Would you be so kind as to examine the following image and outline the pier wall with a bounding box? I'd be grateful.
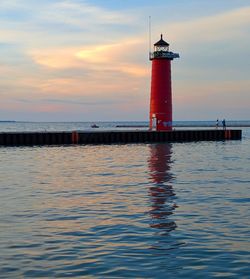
[0,130,242,146]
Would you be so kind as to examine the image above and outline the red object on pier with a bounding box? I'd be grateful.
[149,34,179,131]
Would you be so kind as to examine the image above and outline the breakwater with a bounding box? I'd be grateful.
[0,129,242,146]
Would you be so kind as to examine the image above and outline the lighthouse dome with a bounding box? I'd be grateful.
[153,34,169,52]
[154,34,169,47]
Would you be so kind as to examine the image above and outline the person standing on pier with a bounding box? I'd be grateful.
[222,119,226,130]
[216,119,219,129]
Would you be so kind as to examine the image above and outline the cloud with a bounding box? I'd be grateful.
[29,38,149,78]
[164,6,250,83]
[0,2,249,120]
[43,1,135,27]
[173,79,250,120]
[165,6,250,44]
[0,0,137,49]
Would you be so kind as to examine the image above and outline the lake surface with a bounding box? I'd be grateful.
[0,123,249,278]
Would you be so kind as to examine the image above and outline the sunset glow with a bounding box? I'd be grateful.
[0,1,249,121]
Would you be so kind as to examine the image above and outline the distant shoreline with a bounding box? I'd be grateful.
[116,125,250,128]
[1,121,249,128]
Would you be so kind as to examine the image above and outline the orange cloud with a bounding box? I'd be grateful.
[29,39,149,77]
[30,48,81,69]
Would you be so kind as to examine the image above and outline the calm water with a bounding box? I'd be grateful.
[0,123,249,278]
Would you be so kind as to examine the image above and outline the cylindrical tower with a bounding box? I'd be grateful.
[149,34,179,131]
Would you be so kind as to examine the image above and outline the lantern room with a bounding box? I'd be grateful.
[154,34,169,52]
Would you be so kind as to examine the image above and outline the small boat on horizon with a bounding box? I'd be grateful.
[91,124,99,128]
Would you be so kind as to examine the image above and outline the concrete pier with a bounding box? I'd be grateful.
[0,129,242,146]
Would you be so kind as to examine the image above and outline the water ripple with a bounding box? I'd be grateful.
[0,139,250,278]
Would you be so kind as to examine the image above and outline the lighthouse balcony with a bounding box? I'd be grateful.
[150,51,180,60]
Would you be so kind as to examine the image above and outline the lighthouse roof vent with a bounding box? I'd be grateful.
[154,34,169,46]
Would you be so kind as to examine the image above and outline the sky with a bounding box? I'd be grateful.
[0,0,249,121]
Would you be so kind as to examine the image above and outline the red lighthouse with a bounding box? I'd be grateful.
[149,34,179,131]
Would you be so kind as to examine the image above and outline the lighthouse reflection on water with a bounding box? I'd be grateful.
[147,143,177,237]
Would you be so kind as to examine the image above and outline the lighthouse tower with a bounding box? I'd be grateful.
[149,34,179,131]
